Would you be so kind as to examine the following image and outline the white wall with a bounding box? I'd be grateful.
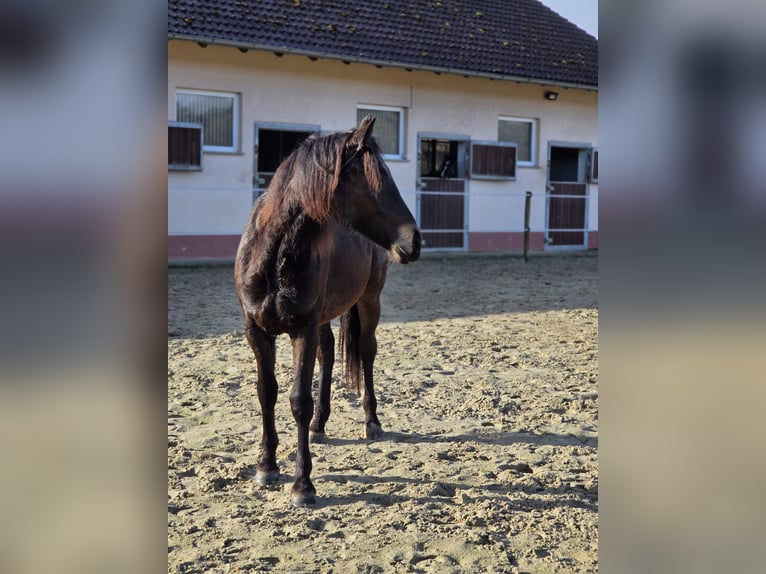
[168,42,598,240]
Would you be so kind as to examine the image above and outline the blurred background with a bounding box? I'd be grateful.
[600,0,766,573]
[0,1,166,573]
[0,1,764,572]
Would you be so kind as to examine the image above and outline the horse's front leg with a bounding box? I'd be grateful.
[358,300,383,440]
[289,321,319,506]
[310,322,334,439]
[244,316,280,484]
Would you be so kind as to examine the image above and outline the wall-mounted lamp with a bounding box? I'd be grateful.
[545,91,559,101]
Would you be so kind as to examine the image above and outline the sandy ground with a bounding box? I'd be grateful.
[168,252,598,573]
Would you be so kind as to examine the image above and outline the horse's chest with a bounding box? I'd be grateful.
[239,222,374,333]
[252,270,319,335]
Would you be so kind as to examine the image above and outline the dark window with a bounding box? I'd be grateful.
[257,129,313,174]
[254,128,316,199]
[549,147,581,182]
[590,148,599,183]
[419,138,461,178]
[168,122,202,171]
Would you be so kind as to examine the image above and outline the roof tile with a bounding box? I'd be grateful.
[168,0,597,87]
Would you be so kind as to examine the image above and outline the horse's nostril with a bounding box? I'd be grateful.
[410,230,422,259]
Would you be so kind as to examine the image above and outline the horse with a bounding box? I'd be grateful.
[234,115,421,506]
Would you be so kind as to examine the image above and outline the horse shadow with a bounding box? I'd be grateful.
[321,428,597,449]
[309,474,598,513]
[301,428,598,512]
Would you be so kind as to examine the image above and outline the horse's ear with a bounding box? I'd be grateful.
[348,115,376,150]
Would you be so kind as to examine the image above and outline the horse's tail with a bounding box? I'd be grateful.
[339,304,362,395]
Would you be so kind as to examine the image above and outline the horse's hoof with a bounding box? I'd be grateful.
[291,491,317,507]
[255,468,280,485]
[291,478,316,507]
[309,431,326,444]
[366,422,383,440]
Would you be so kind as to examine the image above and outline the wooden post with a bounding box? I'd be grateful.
[524,191,532,262]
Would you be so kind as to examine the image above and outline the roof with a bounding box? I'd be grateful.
[168,0,598,89]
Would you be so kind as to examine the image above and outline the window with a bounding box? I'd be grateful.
[176,89,239,153]
[356,105,405,159]
[419,138,463,178]
[550,146,589,182]
[469,141,517,179]
[589,148,599,183]
[498,116,538,166]
[254,124,318,199]
[168,122,203,170]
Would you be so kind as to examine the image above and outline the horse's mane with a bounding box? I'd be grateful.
[258,127,385,225]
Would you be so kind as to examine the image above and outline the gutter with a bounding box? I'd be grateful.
[167,33,598,92]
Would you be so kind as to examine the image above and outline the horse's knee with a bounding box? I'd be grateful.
[244,316,265,346]
[289,389,313,422]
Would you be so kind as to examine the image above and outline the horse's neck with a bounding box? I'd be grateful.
[276,203,320,254]
[255,200,322,278]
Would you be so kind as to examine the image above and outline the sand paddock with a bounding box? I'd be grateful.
[168,252,598,573]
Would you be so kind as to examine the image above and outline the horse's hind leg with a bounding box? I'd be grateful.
[310,322,334,439]
[358,299,383,440]
[244,316,280,485]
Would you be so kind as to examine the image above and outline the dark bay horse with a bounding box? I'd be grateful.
[234,116,421,506]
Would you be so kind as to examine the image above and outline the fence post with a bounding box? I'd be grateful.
[524,191,532,262]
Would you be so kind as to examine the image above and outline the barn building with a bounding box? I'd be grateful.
[168,0,598,260]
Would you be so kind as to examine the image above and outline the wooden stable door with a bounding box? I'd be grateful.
[418,178,466,249]
[548,182,587,246]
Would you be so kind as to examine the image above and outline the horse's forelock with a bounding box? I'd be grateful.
[360,137,385,196]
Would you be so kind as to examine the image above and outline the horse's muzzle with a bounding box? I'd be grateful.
[393,227,421,263]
